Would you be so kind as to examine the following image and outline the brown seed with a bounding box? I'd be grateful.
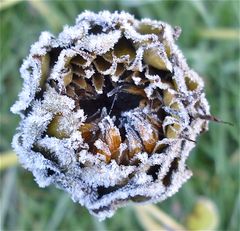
[105,127,122,160]
[125,125,142,158]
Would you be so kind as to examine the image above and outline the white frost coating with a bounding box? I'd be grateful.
[144,71,171,98]
[124,23,159,43]
[30,32,54,55]
[11,58,41,115]
[11,11,210,220]
[77,30,122,55]
[58,24,87,45]
[41,88,75,115]
[57,109,86,135]
[128,46,144,72]
[80,161,136,188]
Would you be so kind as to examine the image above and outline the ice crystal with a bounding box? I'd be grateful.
[11,11,210,220]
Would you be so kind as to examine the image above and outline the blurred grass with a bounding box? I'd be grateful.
[0,0,239,230]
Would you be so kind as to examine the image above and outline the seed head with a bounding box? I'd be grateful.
[11,11,210,220]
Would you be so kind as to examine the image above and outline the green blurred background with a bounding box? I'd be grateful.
[0,0,239,230]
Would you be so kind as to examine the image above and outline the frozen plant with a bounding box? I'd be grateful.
[11,11,210,220]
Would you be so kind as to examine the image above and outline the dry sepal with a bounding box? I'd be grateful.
[11,11,210,220]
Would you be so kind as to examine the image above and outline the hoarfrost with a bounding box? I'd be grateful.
[11,11,210,220]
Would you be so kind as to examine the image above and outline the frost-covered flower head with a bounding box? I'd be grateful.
[11,11,210,220]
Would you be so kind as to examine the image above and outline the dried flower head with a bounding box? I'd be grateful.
[11,11,210,220]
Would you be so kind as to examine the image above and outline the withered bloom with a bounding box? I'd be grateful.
[11,11,210,219]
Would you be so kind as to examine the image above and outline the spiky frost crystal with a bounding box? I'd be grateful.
[11,11,210,219]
